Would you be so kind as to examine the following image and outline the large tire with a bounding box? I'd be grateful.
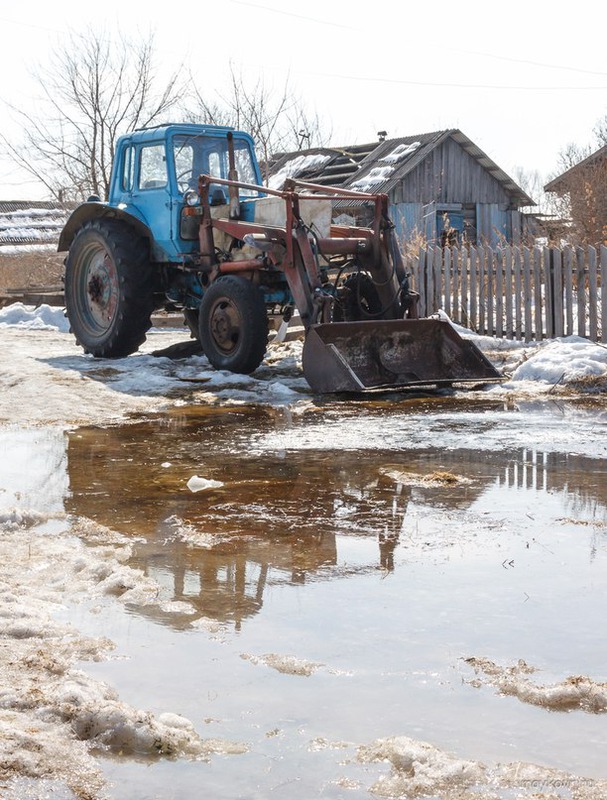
[333,272,382,322]
[65,219,155,358]
[198,276,268,374]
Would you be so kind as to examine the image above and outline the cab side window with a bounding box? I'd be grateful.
[139,144,167,190]
[121,145,135,192]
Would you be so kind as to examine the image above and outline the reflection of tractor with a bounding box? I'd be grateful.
[63,413,411,627]
[59,123,499,392]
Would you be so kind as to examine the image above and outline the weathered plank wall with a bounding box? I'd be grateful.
[406,245,607,343]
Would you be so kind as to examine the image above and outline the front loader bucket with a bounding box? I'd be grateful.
[302,319,501,393]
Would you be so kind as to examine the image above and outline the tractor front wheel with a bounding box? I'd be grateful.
[65,219,156,357]
[198,276,268,374]
[333,272,382,322]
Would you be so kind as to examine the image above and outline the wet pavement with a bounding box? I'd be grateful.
[4,394,607,798]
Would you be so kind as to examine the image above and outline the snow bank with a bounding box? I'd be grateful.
[436,310,607,392]
[510,336,607,385]
[0,302,70,332]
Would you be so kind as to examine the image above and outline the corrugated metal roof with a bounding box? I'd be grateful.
[268,130,534,208]
[0,202,71,247]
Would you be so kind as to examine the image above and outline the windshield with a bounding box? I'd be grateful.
[172,134,260,197]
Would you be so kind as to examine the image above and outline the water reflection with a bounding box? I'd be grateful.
[62,402,607,628]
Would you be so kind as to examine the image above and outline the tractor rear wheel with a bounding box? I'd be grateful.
[198,276,268,374]
[65,219,156,358]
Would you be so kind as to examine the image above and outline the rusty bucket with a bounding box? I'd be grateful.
[301,318,501,393]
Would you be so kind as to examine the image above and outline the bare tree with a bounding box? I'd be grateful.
[545,123,607,244]
[187,65,331,182]
[1,28,183,202]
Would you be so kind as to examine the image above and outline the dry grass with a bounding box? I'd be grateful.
[0,252,64,292]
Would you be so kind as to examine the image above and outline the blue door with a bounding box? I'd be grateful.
[437,209,464,245]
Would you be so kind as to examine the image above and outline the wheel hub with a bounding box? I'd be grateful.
[83,251,117,329]
[210,301,240,353]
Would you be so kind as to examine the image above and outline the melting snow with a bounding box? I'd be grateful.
[465,657,607,713]
[267,153,332,190]
[380,140,421,164]
[350,164,395,193]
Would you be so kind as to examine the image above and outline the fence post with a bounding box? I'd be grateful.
[523,247,532,342]
[505,246,513,339]
[469,246,478,332]
[576,246,587,338]
[495,248,503,338]
[479,246,487,335]
[601,245,607,343]
[452,246,460,324]
[433,246,442,312]
[544,247,554,339]
[444,247,451,318]
[552,248,564,337]
[533,247,542,339]
[426,246,434,315]
[589,246,598,341]
[563,247,574,336]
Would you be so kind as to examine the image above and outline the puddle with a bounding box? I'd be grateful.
[2,396,607,799]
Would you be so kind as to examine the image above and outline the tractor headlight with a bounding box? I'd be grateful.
[184,189,200,207]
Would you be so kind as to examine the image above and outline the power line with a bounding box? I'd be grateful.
[293,68,607,92]
[451,47,607,78]
[226,0,359,30]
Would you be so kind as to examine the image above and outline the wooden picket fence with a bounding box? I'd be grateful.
[405,244,607,343]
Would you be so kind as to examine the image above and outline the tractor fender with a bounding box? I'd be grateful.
[58,201,153,253]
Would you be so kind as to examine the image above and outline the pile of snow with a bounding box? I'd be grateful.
[437,310,607,391]
[358,735,485,797]
[0,302,70,332]
[509,336,607,385]
[358,735,607,799]
[464,657,607,713]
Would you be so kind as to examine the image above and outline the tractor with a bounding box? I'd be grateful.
[58,123,499,392]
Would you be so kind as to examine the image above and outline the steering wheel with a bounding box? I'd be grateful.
[176,169,195,193]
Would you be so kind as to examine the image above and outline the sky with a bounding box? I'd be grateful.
[1,0,607,200]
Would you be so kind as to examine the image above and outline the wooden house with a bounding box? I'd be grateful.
[544,146,607,245]
[268,129,535,246]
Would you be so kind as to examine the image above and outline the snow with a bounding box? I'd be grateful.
[350,164,395,193]
[0,303,605,429]
[380,141,421,164]
[0,302,70,332]
[349,141,422,192]
[0,303,606,796]
[267,153,332,190]
[464,657,607,713]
